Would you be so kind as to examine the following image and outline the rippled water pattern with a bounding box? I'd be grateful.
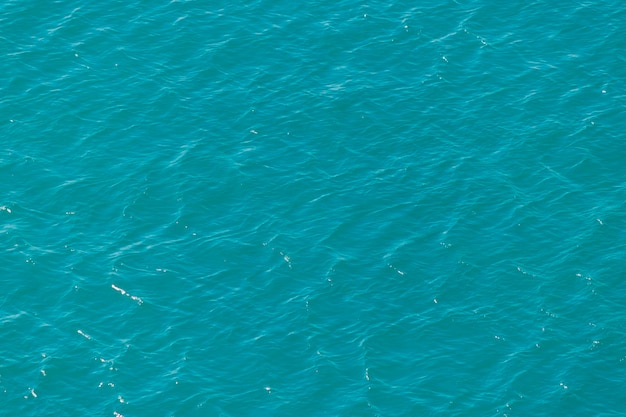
[2,1,626,415]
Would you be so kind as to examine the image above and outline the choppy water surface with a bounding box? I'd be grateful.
[2,1,626,415]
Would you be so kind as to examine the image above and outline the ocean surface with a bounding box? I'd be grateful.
[2,1,626,415]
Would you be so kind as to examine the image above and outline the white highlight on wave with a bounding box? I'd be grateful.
[111,284,144,305]
[77,329,91,340]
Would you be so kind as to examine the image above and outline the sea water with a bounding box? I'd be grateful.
[2,1,626,415]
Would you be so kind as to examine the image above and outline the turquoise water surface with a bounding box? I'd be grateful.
[2,1,626,416]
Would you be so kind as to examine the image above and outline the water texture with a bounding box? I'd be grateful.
[2,1,626,416]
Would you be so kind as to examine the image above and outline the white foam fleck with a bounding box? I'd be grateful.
[112,284,143,304]
[112,284,126,295]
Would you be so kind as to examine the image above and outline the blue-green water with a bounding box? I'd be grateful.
[2,1,626,415]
